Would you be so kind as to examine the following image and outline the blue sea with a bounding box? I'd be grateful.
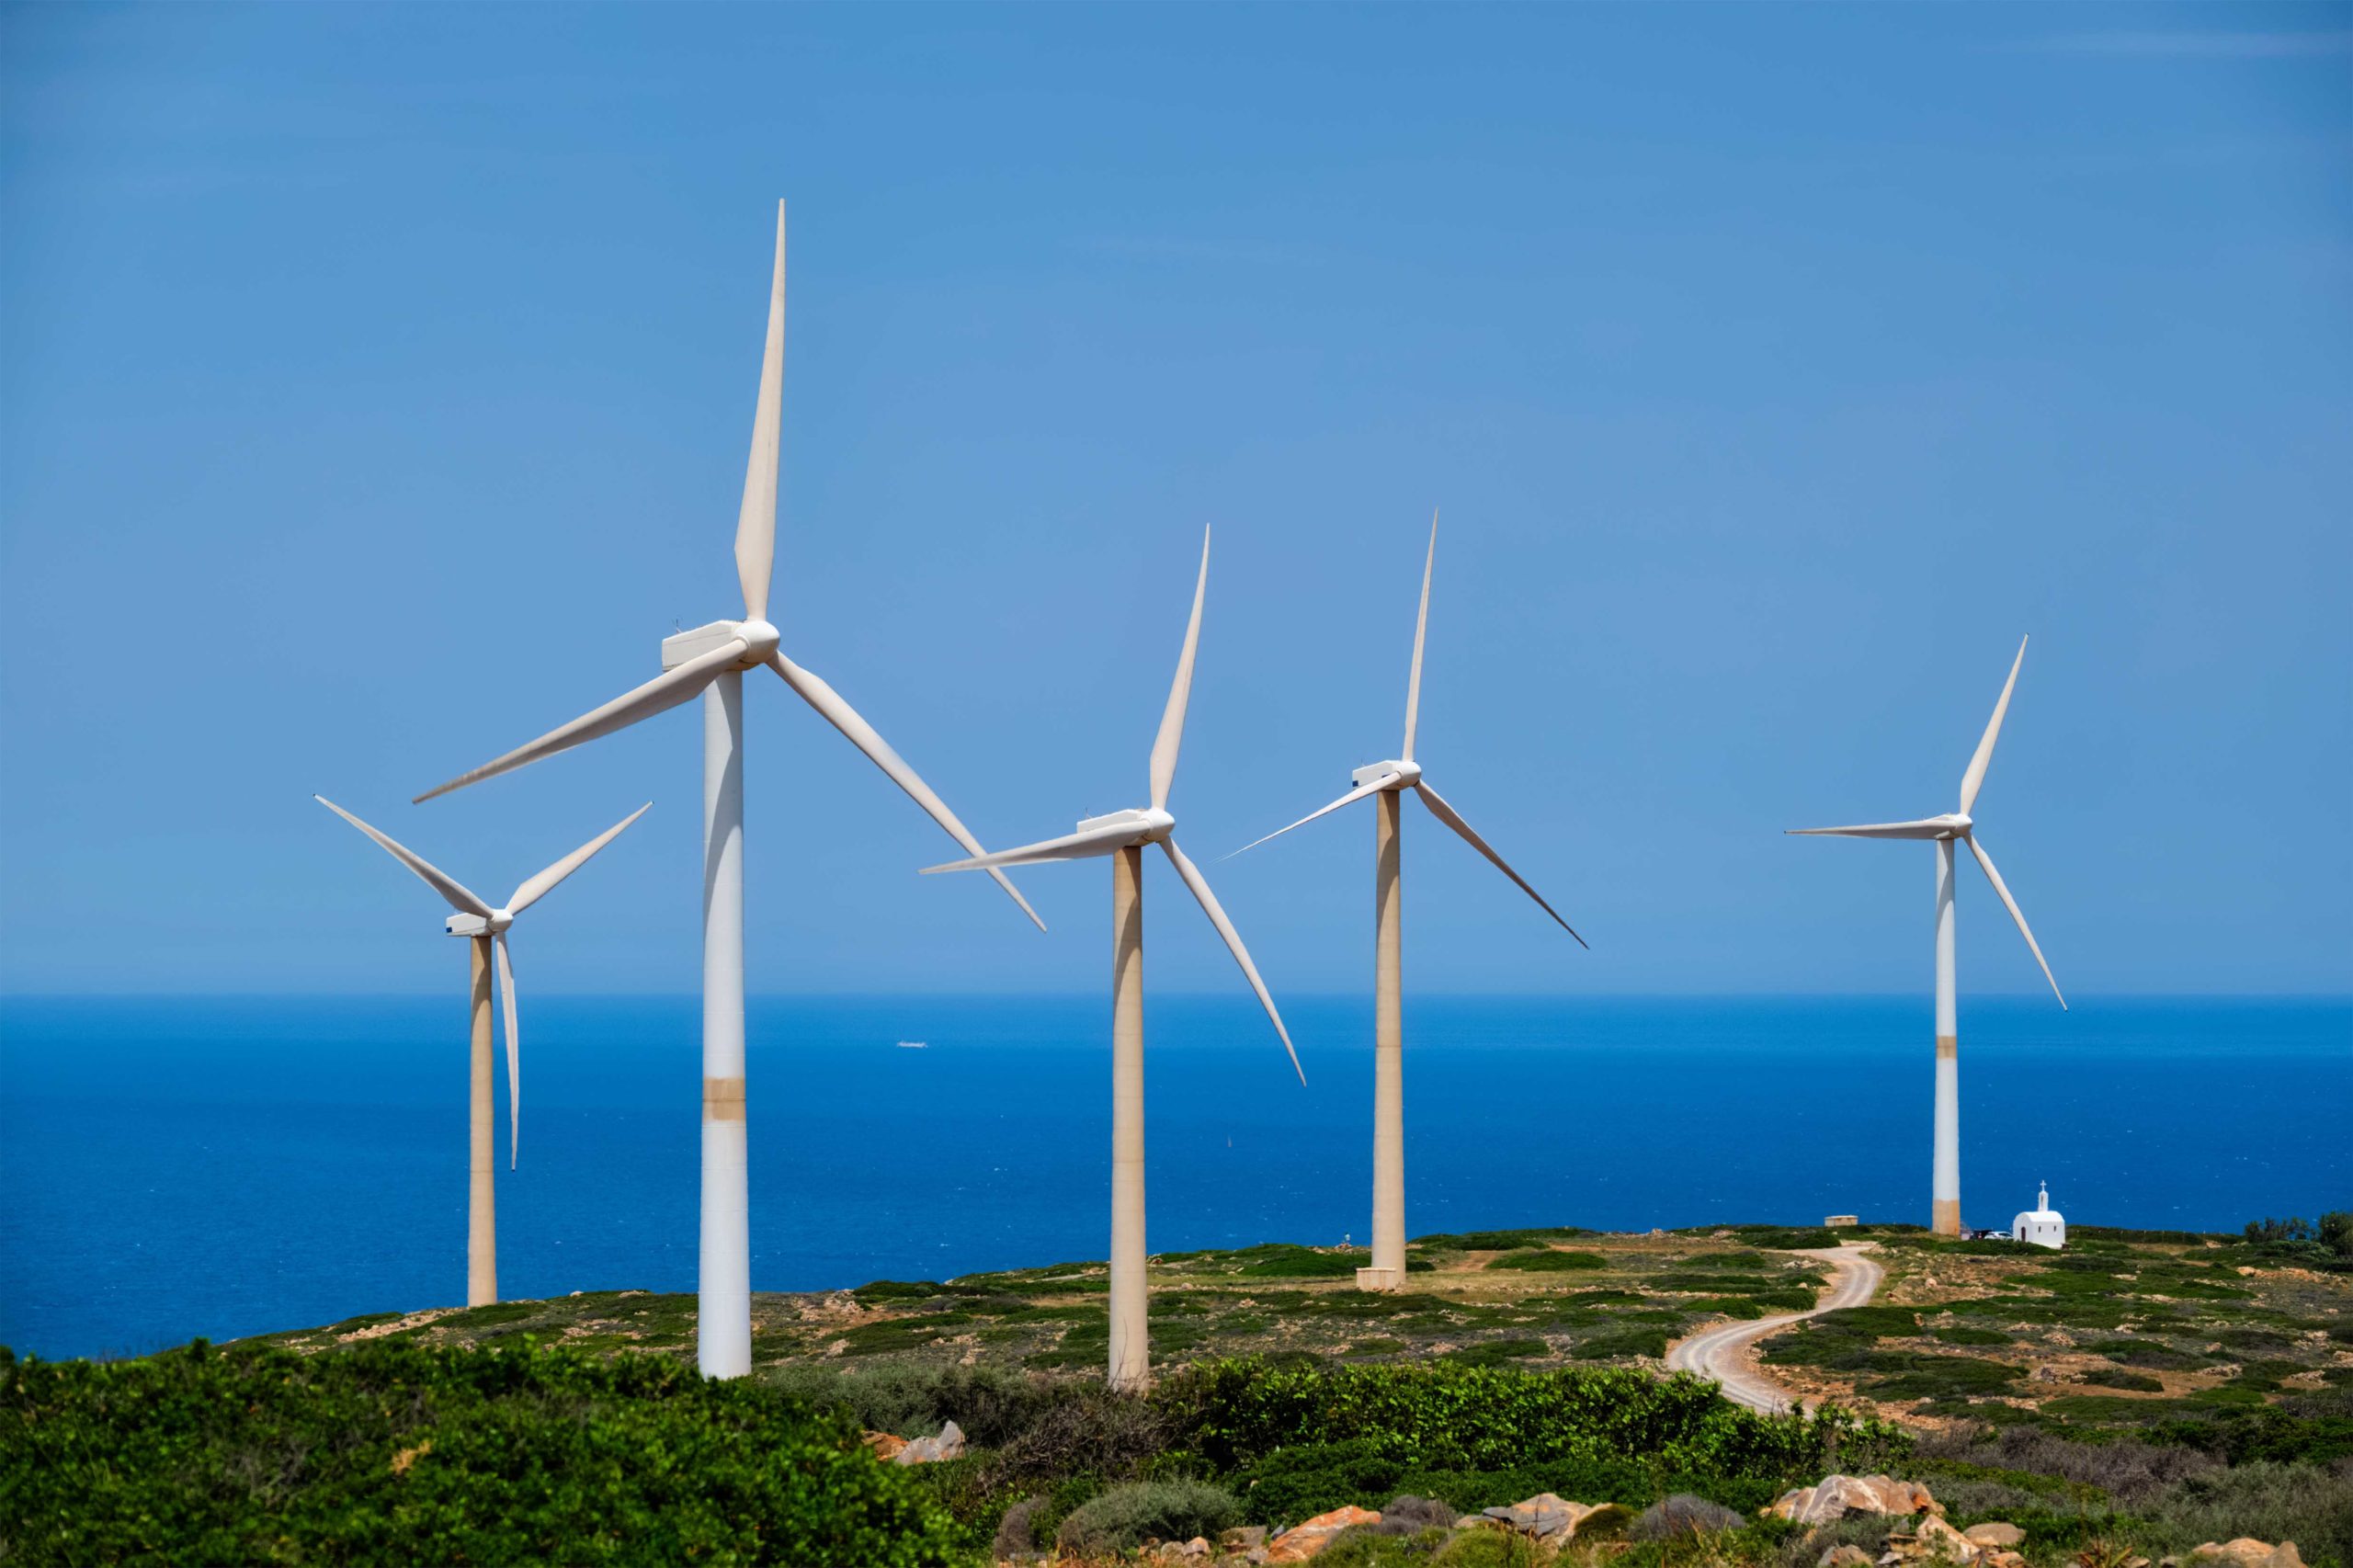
[1,994,2345,1361]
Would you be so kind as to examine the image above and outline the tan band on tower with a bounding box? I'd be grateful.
[703,1076,746,1120]
[1932,1198,1962,1236]
[1936,1035,1957,1061]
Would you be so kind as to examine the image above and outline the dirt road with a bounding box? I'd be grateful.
[1662,1244,1882,1413]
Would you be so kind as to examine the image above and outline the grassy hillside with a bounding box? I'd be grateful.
[246,1223,2352,1449]
[9,1222,2348,1565]
[249,1225,1844,1379]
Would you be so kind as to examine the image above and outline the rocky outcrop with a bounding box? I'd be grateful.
[1767,1474,1944,1525]
[1479,1493,1628,1542]
[861,1420,964,1465]
[1263,1506,1380,1562]
[2192,1540,2309,1568]
[1873,1514,2029,1568]
[893,1419,966,1464]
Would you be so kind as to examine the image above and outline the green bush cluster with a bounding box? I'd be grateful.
[1483,1249,1608,1273]
[1165,1357,1900,1488]
[0,1339,961,1566]
[1054,1478,1239,1553]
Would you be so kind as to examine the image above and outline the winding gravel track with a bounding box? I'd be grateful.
[1663,1244,1883,1414]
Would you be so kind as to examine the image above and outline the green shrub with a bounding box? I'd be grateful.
[2321,1211,2353,1260]
[2082,1339,2203,1371]
[1631,1493,1745,1540]
[1438,1339,1551,1368]
[1316,1526,1454,1567]
[1744,1289,1819,1312]
[1933,1326,2012,1347]
[0,1340,961,1566]
[1414,1229,1594,1251]
[1162,1357,1900,1485]
[1571,1327,1671,1360]
[1484,1250,1607,1273]
[2139,1458,2353,1567]
[1863,1355,2021,1402]
[2081,1369,2165,1392]
[1696,1298,1769,1320]
[991,1494,1050,1557]
[1235,1245,1367,1279]
[1761,1306,1921,1371]
[1054,1479,1239,1554]
[1429,1530,1548,1566]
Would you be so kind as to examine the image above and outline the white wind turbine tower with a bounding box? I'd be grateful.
[1229,513,1584,1291]
[413,201,1041,1378]
[1789,637,2066,1237]
[315,796,648,1305]
[922,528,1303,1392]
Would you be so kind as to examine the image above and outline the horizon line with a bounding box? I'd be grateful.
[5,988,2347,1004]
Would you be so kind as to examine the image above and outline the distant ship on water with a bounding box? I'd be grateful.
[895,1040,927,1050]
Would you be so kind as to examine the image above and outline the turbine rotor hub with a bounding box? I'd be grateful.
[735,619,781,663]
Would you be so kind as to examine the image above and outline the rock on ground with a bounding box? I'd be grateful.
[2194,1541,2308,1568]
[892,1419,966,1465]
[1768,1475,1944,1526]
[1480,1494,1628,1542]
[1264,1506,1381,1562]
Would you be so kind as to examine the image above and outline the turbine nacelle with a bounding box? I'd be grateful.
[1077,807,1176,846]
[445,910,517,937]
[661,618,779,672]
[1351,759,1421,790]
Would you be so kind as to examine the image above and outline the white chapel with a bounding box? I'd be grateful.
[2012,1183,2066,1249]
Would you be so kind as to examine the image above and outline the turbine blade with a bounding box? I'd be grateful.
[1159,837,1305,1084]
[768,653,1043,930]
[1963,832,2066,1010]
[1784,819,1953,840]
[507,802,652,917]
[494,931,521,1167]
[314,796,492,916]
[1403,508,1436,758]
[1148,527,1211,812]
[1412,780,1587,948]
[922,817,1143,874]
[735,200,786,622]
[414,639,745,802]
[1960,636,2028,816]
[1224,775,1393,859]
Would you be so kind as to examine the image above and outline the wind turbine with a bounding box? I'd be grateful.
[1229,513,1585,1291]
[921,527,1302,1392]
[1788,637,2065,1237]
[315,796,648,1305]
[412,201,1041,1378]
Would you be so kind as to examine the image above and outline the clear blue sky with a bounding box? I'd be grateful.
[4,3,2347,998]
